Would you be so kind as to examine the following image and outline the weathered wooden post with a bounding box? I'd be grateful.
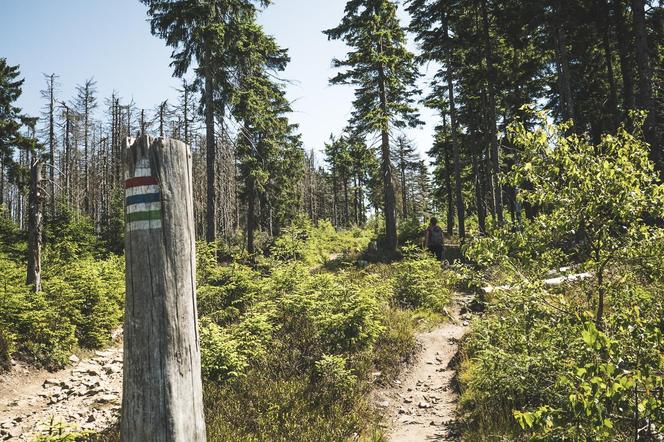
[121,135,206,441]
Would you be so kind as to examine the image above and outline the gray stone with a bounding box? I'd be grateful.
[43,378,60,388]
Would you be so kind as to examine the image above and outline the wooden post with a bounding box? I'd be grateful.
[121,135,206,441]
[26,158,43,292]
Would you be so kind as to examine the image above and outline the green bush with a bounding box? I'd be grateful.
[459,115,664,440]
[0,249,123,369]
[197,263,262,325]
[391,248,452,311]
[42,256,124,349]
[0,253,77,369]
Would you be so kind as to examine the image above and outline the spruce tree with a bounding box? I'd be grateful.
[324,0,422,252]
[230,19,301,253]
[0,59,38,190]
[141,0,268,243]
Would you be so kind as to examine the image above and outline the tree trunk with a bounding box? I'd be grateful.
[480,0,503,224]
[631,0,659,167]
[84,91,90,215]
[47,74,56,216]
[0,164,4,207]
[331,167,338,227]
[204,67,217,243]
[246,175,256,254]
[554,0,575,123]
[26,159,43,292]
[122,136,206,441]
[473,147,487,234]
[613,0,635,111]
[343,176,349,227]
[601,8,619,130]
[64,105,71,207]
[378,59,398,252]
[399,145,408,219]
[442,114,455,236]
[443,11,465,237]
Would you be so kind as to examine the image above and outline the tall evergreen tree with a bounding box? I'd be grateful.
[0,59,37,197]
[325,0,422,252]
[141,0,269,243]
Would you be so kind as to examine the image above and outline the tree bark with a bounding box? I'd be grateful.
[398,142,408,219]
[554,0,575,123]
[613,0,635,111]
[343,176,349,226]
[443,130,454,235]
[122,136,206,441]
[26,159,43,292]
[246,174,256,254]
[480,0,503,224]
[631,0,659,167]
[601,7,619,130]
[47,74,56,216]
[443,11,465,238]
[472,147,486,234]
[64,104,71,207]
[204,67,217,243]
[378,58,398,252]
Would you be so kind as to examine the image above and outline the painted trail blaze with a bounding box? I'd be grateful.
[125,161,162,232]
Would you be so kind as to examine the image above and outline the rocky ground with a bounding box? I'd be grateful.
[0,346,122,441]
[376,293,473,442]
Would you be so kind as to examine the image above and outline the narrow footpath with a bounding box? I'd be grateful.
[377,292,472,441]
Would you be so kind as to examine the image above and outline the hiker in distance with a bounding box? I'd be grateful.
[424,217,444,261]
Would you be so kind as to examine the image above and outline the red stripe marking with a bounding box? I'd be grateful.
[124,176,158,189]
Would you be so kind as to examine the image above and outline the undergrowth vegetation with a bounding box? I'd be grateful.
[0,211,124,370]
[1,212,457,441]
[197,217,455,440]
[458,114,664,441]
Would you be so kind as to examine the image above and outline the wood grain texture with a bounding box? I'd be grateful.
[121,135,206,442]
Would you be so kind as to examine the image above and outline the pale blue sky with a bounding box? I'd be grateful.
[1,0,437,161]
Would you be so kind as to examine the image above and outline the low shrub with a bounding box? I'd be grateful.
[391,248,452,312]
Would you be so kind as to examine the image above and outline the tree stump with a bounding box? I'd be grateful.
[121,136,206,441]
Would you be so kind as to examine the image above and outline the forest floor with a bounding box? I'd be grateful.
[0,344,122,440]
[376,291,472,441]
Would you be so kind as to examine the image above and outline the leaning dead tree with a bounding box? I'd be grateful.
[121,135,206,441]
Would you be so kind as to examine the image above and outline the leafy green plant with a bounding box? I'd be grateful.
[508,110,664,325]
[391,247,452,311]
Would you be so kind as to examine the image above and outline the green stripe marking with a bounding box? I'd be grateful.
[127,210,161,223]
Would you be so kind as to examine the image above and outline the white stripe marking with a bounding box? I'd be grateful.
[125,185,160,197]
[126,202,161,215]
[127,219,162,232]
[133,167,151,178]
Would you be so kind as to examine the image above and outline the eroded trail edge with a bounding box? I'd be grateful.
[377,293,472,442]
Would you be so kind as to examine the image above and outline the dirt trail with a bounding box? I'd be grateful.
[0,346,122,440]
[377,293,472,441]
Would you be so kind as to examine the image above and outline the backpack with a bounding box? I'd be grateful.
[429,226,444,246]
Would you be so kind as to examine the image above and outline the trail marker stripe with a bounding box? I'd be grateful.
[125,158,162,232]
[127,219,162,232]
[127,210,162,223]
[127,193,160,205]
[127,202,161,215]
[125,176,158,188]
[126,185,160,198]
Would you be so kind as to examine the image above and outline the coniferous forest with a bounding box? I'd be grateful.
[0,0,663,440]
